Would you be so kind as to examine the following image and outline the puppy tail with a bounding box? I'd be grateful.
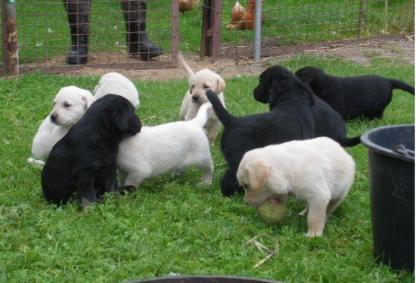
[340,135,361,147]
[27,157,45,168]
[190,102,212,128]
[390,79,415,95]
[177,52,194,79]
[205,89,235,127]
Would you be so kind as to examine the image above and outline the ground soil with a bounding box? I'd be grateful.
[63,35,414,81]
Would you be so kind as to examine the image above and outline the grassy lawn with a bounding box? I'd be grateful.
[0,54,414,282]
[12,0,414,63]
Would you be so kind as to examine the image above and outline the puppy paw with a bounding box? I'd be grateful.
[299,207,308,216]
[27,157,45,168]
[305,229,323,238]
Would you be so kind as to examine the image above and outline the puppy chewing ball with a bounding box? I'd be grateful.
[256,197,287,225]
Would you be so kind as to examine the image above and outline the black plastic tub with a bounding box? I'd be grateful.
[129,276,279,283]
[361,124,414,271]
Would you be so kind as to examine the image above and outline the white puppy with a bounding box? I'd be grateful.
[93,72,140,108]
[28,86,94,166]
[178,53,226,145]
[118,103,214,187]
[237,137,355,237]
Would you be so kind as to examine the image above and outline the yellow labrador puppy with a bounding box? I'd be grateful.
[178,53,226,145]
[237,137,355,237]
[93,72,140,108]
[28,86,94,166]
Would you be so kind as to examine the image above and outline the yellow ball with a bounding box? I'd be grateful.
[256,199,287,225]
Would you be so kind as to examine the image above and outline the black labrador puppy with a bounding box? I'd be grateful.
[41,94,141,207]
[206,66,315,197]
[254,66,360,147]
[295,66,415,120]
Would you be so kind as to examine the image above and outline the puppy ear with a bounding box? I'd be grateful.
[81,90,95,109]
[272,77,290,92]
[248,160,271,193]
[268,78,289,106]
[215,77,226,94]
[116,105,141,136]
[297,79,316,106]
[253,78,269,103]
[253,71,270,103]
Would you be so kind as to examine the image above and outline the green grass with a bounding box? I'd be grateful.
[0,55,414,282]
[11,0,414,63]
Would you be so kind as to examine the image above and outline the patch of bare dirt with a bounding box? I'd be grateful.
[64,35,414,81]
[300,35,414,66]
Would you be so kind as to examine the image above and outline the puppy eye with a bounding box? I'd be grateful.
[203,84,210,89]
[63,102,72,108]
[191,84,195,89]
[242,184,249,190]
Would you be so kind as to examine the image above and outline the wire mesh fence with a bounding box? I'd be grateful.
[0,0,414,75]
[1,0,178,75]
[218,0,414,59]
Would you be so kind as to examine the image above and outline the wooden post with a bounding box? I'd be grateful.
[2,0,19,75]
[171,0,180,67]
[200,0,221,58]
[357,0,367,38]
[210,0,221,58]
[200,0,211,58]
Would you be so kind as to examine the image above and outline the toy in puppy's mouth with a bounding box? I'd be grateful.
[256,195,287,225]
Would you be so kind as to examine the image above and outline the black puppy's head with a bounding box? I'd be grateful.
[115,103,141,137]
[295,66,325,86]
[253,66,315,107]
[96,94,141,137]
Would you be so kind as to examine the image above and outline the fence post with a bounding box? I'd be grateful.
[171,0,180,67]
[383,0,388,34]
[200,0,221,58]
[254,0,262,62]
[2,0,19,76]
[210,0,221,58]
[357,0,367,38]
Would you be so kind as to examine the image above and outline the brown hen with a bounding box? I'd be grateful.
[179,0,198,14]
[227,0,262,30]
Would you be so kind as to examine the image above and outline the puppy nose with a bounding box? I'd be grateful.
[192,96,199,102]
[50,113,57,122]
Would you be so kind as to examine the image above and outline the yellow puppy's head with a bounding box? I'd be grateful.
[189,69,226,104]
[50,86,94,127]
[237,159,273,208]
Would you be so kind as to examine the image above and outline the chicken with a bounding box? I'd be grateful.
[179,0,198,14]
[227,0,246,29]
[226,0,261,30]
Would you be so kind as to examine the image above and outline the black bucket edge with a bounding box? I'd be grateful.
[360,124,414,162]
